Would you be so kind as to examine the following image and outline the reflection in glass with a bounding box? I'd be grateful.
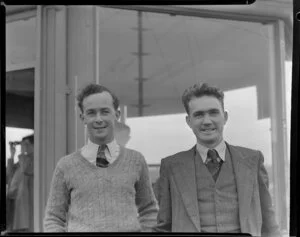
[6,15,36,233]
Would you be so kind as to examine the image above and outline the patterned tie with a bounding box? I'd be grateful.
[96,144,109,168]
[206,149,222,181]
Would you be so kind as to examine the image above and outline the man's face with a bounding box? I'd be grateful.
[80,92,120,144]
[21,139,33,155]
[186,95,228,148]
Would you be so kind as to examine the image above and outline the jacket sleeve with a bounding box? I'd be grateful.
[152,158,172,232]
[135,155,159,232]
[43,165,70,232]
[257,151,282,237]
[7,167,22,199]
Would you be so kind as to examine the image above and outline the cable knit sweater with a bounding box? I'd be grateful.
[43,147,158,232]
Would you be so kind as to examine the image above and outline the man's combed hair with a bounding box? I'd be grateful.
[182,82,225,114]
[76,83,120,112]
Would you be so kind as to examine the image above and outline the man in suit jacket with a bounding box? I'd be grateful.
[153,82,281,237]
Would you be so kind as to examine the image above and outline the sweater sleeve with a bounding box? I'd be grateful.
[135,155,158,232]
[43,164,70,232]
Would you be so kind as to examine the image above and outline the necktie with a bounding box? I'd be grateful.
[206,149,222,181]
[96,144,109,168]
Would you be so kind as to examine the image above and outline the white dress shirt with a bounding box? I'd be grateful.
[196,140,226,164]
[81,138,120,166]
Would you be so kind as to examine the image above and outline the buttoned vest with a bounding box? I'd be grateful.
[194,147,241,233]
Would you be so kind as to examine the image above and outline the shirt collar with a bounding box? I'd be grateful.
[81,138,119,163]
[196,140,226,163]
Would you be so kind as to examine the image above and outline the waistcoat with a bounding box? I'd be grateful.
[194,147,241,233]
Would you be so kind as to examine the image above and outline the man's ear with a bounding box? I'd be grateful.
[224,110,228,124]
[115,110,121,120]
[185,114,192,129]
[79,113,85,122]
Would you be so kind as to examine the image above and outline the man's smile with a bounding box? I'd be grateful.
[93,125,107,129]
[200,128,216,133]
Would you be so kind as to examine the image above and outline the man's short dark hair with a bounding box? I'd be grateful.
[182,82,225,114]
[22,134,34,144]
[76,83,120,113]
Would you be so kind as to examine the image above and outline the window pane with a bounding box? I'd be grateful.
[6,16,36,68]
[6,15,36,233]
[96,6,289,233]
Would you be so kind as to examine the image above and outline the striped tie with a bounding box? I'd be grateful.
[96,144,109,168]
[206,149,222,181]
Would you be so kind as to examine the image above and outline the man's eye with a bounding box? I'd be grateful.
[210,110,219,115]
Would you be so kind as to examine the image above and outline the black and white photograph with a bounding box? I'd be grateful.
[2,2,298,236]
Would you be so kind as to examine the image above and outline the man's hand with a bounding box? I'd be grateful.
[7,144,17,173]
[9,143,16,158]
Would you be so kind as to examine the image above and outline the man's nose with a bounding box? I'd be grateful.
[95,113,104,121]
[202,114,212,124]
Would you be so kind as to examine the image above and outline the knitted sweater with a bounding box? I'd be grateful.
[43,147,158,232]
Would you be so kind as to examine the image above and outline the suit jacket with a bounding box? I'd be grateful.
[153,143,281,237]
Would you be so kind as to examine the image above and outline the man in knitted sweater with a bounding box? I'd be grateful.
[153,82,281,237]
[44,83,158,232]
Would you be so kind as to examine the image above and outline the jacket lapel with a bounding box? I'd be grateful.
[170,146,201,231]
[227,143,257,228]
